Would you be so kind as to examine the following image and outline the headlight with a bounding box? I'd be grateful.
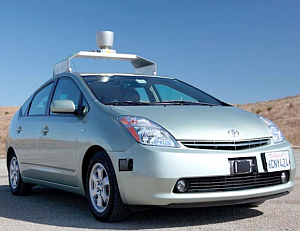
[257,115,285,144]
[118,116,179,147]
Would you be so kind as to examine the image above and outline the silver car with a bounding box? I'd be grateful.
[6,32,296,222]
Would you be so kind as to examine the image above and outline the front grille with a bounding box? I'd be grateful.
[180,138,271,151]
[174,171,287,193]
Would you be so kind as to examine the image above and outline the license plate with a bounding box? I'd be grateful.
[265,151,290,172]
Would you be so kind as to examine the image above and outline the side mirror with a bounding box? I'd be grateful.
[51,100,76,113]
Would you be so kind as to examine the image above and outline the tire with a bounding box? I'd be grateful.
[86,151,129,222]
[8,152,32,196]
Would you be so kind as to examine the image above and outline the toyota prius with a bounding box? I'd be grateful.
[6,31,296,222]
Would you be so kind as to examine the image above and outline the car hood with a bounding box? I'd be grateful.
[110,105,271,141]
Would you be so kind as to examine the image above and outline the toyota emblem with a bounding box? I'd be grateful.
[228,129,239,137]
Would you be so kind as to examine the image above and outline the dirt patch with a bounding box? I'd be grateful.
[0,107,19,158]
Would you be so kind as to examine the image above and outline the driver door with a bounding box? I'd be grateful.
[39,77,82,186]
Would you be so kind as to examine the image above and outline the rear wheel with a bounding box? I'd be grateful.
[86,151,129,222]
[8,152,32,195]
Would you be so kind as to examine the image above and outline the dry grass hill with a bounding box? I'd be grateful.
[238,94,300,148]
[0,107,19,158]
[0,95,299,158]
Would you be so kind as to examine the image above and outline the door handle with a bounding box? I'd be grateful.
[16,126,22,133]
[42,126,49,135]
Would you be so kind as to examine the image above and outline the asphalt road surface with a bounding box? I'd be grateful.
[0,150,299,231]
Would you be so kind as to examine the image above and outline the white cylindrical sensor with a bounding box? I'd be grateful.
[96,31,114,49]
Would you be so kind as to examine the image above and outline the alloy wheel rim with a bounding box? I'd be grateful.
[10,157,19,189]
[89,163,110,213]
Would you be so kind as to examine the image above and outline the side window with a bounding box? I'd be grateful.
[135,87,150,102]
[51,78,81,112]
[20,95,33,116]
[28,83,54,116]
[154,84,197,102]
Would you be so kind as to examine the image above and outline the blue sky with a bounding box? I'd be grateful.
[0,0,299,106]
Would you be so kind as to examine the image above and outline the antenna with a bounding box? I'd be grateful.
[72,61,78,72]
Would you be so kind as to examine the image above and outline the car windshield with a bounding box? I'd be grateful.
[82,75,227,106]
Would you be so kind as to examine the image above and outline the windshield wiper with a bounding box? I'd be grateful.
[154,101,218,106]
[106,101,152,106]
[107,101,218,106]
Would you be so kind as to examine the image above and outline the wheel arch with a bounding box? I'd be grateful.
[81,145,109,194]
[6,147,15,170]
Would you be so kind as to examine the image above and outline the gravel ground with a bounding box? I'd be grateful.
[0,150,299,231]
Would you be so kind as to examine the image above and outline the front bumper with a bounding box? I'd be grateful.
[109,141,296,206]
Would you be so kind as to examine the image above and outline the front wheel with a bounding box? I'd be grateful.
[86,151,129,222]
[8,152,32,195]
